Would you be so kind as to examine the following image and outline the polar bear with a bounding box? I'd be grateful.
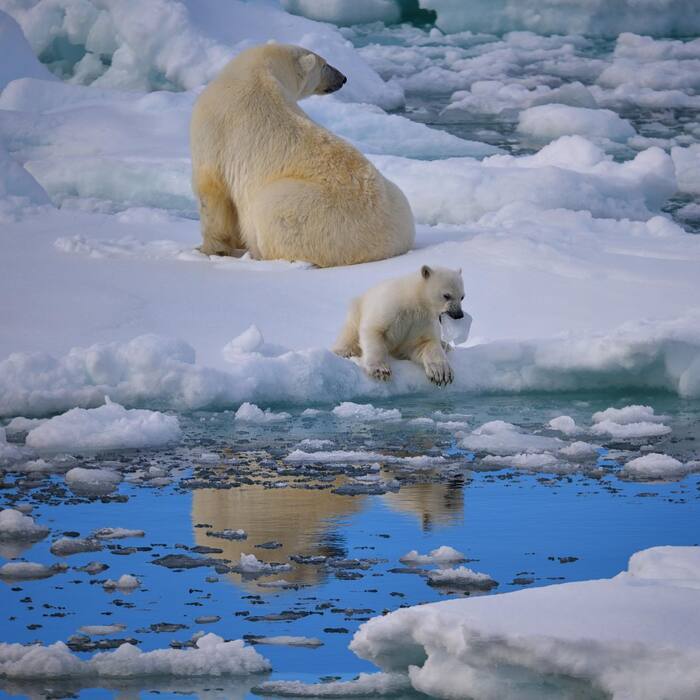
[190,44,415,266]
[334,266,465,385]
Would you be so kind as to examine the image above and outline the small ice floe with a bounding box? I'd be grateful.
[408,417,435,427]
[547,415,579,435]
[234,402,291,423]
[12,459,57,474]
[0,633,270,678]
[78,624,126,636]
[0,427,25,464]
[257,579,300,589]
[439,311,471,345]
[592,405,666,425]
[0,561,67,581]
[333,475,400,496]
[50,537,102,557]
[207,529,247,541]
[301,408,323,417]
[25,398,181,451]
[296,438,334,449]
[284,449,445,469]
[0,509,49,542]
[400,546,466,566]
[253,671,410,697]
[558,441,601,461]
[427,566,498,591]
[590,404,671,439]
[623,453,691,480]
[246,635,323,648]
[93,527,145,540]
[331,402,401,421]
[103,574,140,591]
[460,421,564,455]
[76,561,109,575]
[235,553,291,575]
[65,467,122,496]
[480,452,559,470]
[194,615,220,624]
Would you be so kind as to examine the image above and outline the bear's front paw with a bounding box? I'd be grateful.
[425,360,453,387]
[334,346,356,359]
[367,364,392,382]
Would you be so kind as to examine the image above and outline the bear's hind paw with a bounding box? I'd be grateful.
[367,364,392,382]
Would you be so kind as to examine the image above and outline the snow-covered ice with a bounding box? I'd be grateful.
[349,546,700,700]
[25,399,181,451]
[65,467,122,495]
[399,546,465,565]
[0,509,48,542]
[103,574,140,591]
[331,402,401,421]
[234,403,291,424]
[459,421,564,455]
[624,452,691,479]
[0,632,270,678]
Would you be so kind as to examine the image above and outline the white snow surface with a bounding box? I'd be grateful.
[0,633,270,678]
[0,3,700,420]
[25,399,181,450]
[349,546,700,700]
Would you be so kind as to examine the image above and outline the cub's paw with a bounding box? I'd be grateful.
[367,364,392,382]
[425,360,453,387]
[333,346,355,359]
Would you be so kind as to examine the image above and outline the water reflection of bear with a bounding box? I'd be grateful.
[192,477,465,588]
[384,476,465,531]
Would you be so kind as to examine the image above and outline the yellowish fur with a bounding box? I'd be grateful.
[190,44,415,266]
[334,266,465,385]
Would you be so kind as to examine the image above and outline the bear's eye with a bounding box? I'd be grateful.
[460,295,464,300]
[443,294,451,301]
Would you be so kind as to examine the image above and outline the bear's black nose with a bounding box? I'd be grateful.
[448,309,464,319]
[341,75,347,85]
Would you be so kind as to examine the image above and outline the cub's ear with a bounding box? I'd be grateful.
[421,265,432,279]
[299,53,318,74]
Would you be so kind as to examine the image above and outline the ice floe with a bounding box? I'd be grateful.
[350,546,700,700]
[0,632,270,678]
[25,399,180,451]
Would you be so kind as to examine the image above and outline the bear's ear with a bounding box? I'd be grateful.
[299,53,317,74]
[421,265,432,280]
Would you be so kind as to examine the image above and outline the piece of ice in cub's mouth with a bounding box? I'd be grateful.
[440,312,472,345]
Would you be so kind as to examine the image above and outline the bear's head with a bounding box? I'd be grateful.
[420,265,465,319]
[297,49,347,98]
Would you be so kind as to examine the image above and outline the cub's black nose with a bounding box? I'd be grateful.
[448,309,464,319]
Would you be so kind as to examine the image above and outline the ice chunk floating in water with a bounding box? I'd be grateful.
[348,546,700,700]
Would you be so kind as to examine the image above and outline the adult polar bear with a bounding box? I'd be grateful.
[190,44,415,266]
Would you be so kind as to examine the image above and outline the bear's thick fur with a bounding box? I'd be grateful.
[190,43,415,267]
[334,266,465,385]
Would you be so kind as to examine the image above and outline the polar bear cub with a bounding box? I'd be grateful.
[334,266,465,386]
[190,43,415,267]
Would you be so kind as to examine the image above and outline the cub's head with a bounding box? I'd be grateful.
[420,265,465,319]
[294,48,347,98]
